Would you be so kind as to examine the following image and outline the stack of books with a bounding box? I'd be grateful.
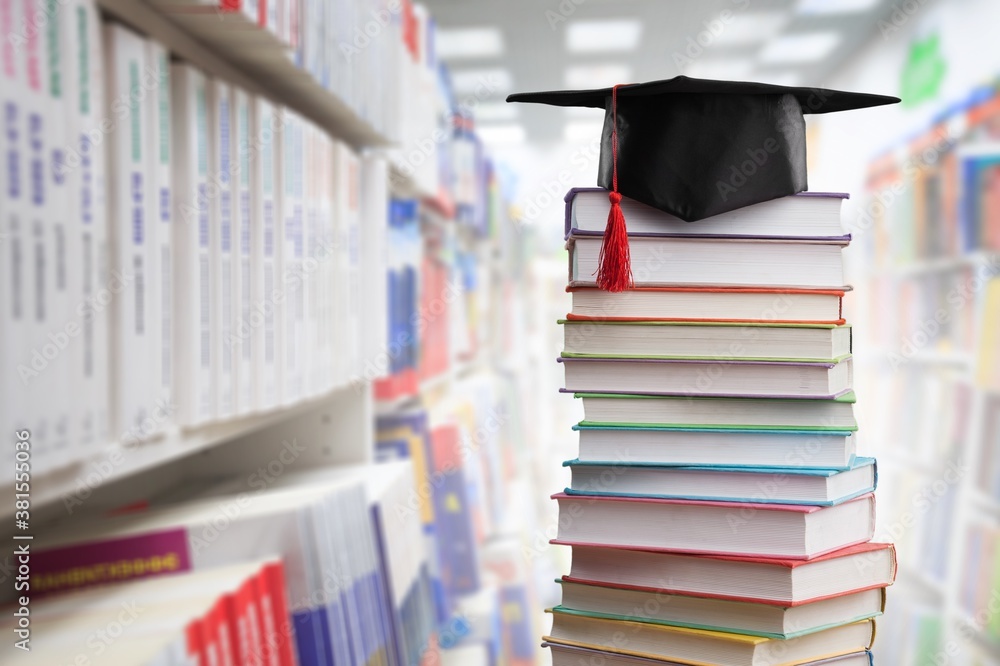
[546,189,897,666]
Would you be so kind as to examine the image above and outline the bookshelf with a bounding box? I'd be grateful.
[97,0,392,149]
[860,82,1000,666]
[5,0,544,662]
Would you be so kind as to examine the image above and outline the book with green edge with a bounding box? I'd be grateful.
[551,581,885,640]
[572,392,858,431]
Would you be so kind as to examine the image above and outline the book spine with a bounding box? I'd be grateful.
[1,0,28,471]
[45,0,74,465]
[360,155,389,384]
[170,64,213,426]
[281,109,303,404]
[345,145,362,381]
[255,100,279,409]
[210,78,234,420]
[80,0,108,450]
[233,87,254,415]
[105,24,152,442]
[317,130,333,391]
[302,121,318,396]
[22,0,52,469]
[146,40,172,431]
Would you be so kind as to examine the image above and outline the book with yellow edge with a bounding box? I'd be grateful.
[544,608,875,666]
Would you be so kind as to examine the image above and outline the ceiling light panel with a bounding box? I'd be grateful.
[436,27,505,59]
[472,102,519,122]
[711,11,790,47]
[450,68,513,95]
[758,32,842,64]
[797,0,881,15]
[567,19,643,53]
[477,124,526,145]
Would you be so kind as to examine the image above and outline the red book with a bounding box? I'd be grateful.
[555,541,896,606]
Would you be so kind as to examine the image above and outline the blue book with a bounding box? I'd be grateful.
[563,456,877,506]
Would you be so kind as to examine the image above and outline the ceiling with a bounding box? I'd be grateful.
[422,0,903,145]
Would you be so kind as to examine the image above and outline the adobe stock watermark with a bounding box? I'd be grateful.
[878,0,933,39]
[393,406,508,522]
[349,278,465,392]
[672,0,753,73]
[715,90,835,203]
[544,0,586,31]
[17,269,134,386]
[60,398,176,515]
[390,76,503,189]
[338,0,404,63]
[849,123,958,241]
[886,254,1000,370]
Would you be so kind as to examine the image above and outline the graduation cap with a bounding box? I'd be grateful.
[506,76,899,291]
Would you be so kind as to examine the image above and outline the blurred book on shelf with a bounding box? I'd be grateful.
[860,80,1000,666]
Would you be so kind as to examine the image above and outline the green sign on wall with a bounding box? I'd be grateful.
[900,33,947,108]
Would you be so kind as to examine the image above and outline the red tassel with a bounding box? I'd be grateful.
[595,84,632,293]
[596,191,632,292]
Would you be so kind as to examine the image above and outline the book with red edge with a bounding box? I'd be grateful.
[555,541,896,606]
[551,492,876,560]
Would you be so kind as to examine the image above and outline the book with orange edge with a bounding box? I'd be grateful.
[566,285,849,325]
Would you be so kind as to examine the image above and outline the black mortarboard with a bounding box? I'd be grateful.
[506,76,899,291]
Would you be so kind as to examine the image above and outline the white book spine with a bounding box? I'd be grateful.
[333,141,362,382]
[281,110,303,405]
[21,0,53,470]
[209,79,234,420]
[252,100,279,410]
[44,0,75,466]
[144,39,172,436]
[330,140,346,386]
[1,0,28,469]
[103,23,151,443]
[170,64,213,426]
[302,125,324,395]
[344,146,362,381]
[81,0,109,449]
[272,105,286,407]
[318,132,333,392]
[60,0,87,457]
[233,88,253,415]
[360,154,389,384]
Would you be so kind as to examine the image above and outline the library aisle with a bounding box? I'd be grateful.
[1,0,998,665]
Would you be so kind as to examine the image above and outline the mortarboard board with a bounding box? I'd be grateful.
[506,76,899,291]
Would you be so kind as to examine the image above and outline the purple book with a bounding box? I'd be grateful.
[565,187,852,241]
